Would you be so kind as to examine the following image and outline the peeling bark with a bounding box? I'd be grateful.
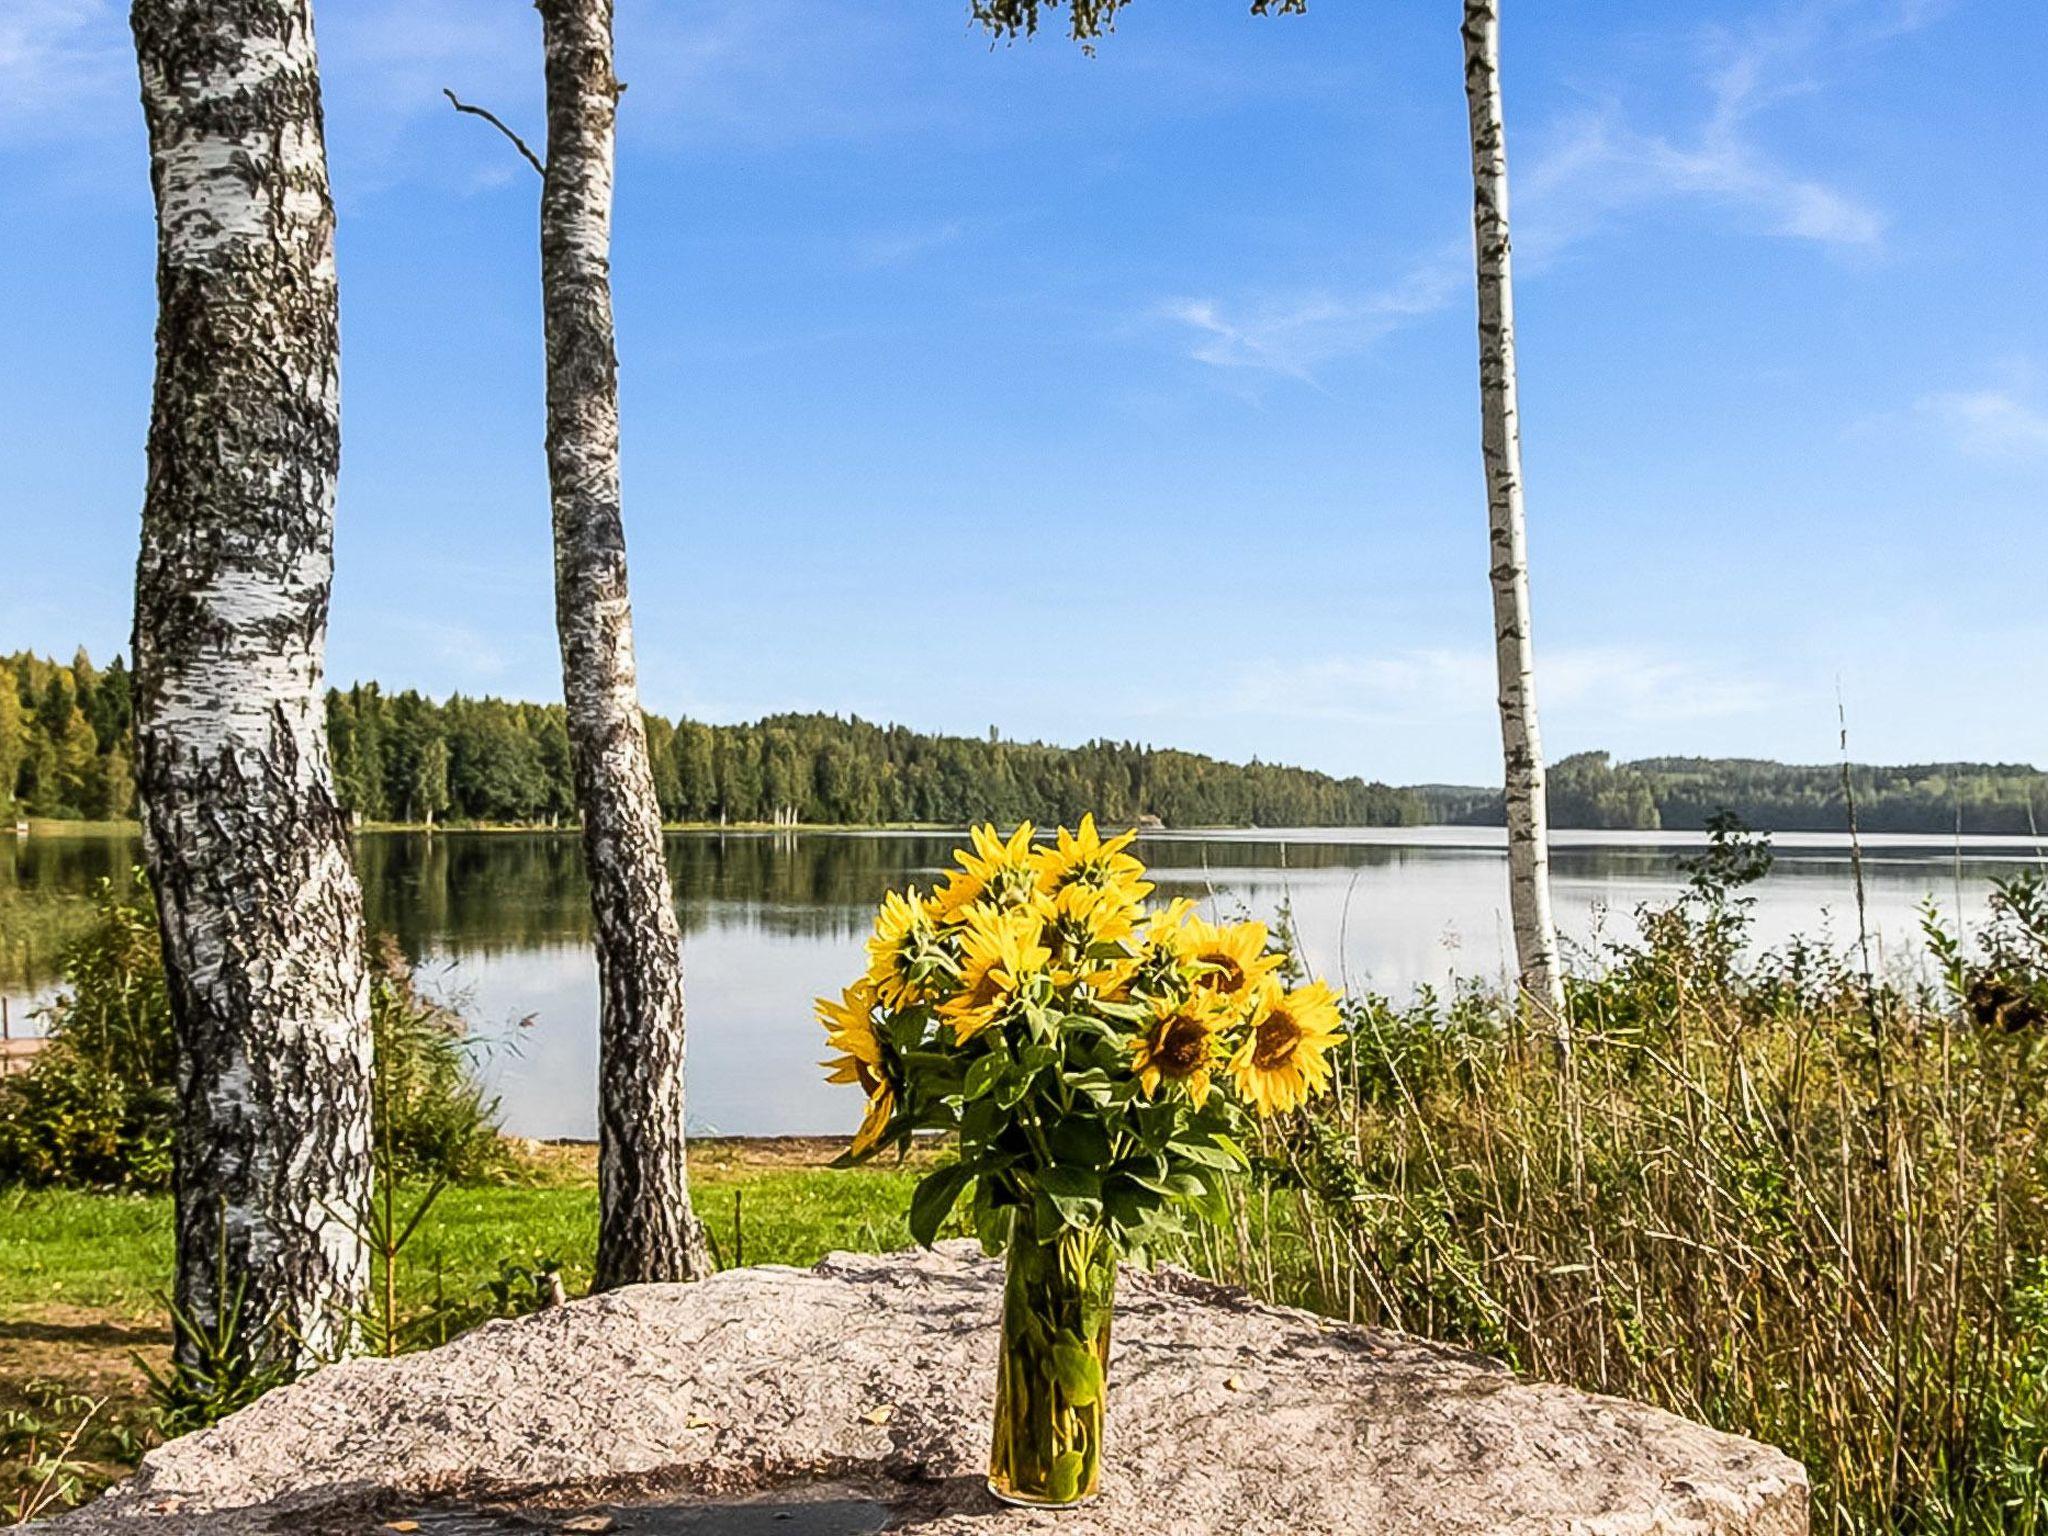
[538,0,712,1286]
[1462,0,1567,1026]
[130,0,372,1371]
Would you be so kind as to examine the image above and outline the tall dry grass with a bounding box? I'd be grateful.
[1195,831,2048,1535]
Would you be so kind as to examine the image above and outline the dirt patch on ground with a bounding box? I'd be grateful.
[0,1304,166,1516]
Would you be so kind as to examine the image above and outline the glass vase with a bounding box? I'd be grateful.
[986,1215,1117,1508]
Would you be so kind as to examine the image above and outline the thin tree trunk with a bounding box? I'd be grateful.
[538,0,712,1286]
[131,0,372,1372]
[1462,0,1567,1027]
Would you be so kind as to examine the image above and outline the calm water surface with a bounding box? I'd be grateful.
[4,827,2043,1137]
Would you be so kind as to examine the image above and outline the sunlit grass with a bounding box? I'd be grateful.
[0,1158,936,1325]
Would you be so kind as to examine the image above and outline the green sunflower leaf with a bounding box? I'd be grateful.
[907,1161,977,1249]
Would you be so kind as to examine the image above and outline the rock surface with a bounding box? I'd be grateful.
[48,1244,1806,1535]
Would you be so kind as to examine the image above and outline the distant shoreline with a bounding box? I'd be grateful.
[13,816,2048,843]
[17,816,2048,847]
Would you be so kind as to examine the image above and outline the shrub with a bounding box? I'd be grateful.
[0,880,173,1191]
[365,936,508,1188]
[0,880,506,1193]
[0,1048,172,1190]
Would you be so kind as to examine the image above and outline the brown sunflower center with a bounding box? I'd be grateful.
[1151,1012,1210,1077]
[963,966,1003,1010]
[1252,1009,1304,1071]
[1195,951,1244,993]
[1076,858,1121,888]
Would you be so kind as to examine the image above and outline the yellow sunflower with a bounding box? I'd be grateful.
[930,822,1041,921]
[817,982,895,1155]
[1143,896,1197,958]
[938,903,1051,1042]
[1033,814,1153,903]
[1034,880,1140,988]
[865,887,936,1008]
[1230,980,1344,1117]
[1131,994,1223,1107]
[1184,917,1281,1008]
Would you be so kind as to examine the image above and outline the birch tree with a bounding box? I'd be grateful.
[130,0,373,1373]
[499,0,713,1285]
[1462,0,1566,1023]
[968,0,1566,1021]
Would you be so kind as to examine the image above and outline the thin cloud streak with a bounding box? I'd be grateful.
[0,0,128,142]
[1916,388,2048,461]
[1157,248,1465,383]
[1161,0,1922,381]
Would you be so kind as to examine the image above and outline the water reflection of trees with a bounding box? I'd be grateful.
[4,829,2018,989]
[357,832,964,955]
[1,835,141,991]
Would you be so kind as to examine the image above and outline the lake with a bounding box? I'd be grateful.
[4,826,2043,1138]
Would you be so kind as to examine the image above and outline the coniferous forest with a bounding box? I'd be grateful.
[1,649,1419,829]
[6,649,2044,832]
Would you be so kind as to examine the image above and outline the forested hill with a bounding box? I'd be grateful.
[0,649,1421,828]
[323,690,1426,828]
[1422,752,2048,835]
[6,650,2043,832]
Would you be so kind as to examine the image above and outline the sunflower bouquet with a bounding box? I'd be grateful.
[818,817,1344,1508]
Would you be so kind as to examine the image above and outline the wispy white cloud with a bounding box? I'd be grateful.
[1544,645,1781,722]
[1516,0,1894,258]
[855,220,967,268]
[382,618,510,681]
[1158,249,1465,383]
[1916,388,2048,461]
[0,0,127,142]
[1161,0,1927,381]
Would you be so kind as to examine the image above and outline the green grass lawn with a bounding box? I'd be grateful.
[0,1159,933,1321]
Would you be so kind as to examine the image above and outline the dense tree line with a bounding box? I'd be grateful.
[4,650,1423,829]
[14,652,2047,834]
[0,650,136,820]
[326,683,1426,829]
[1428,751,2048,835]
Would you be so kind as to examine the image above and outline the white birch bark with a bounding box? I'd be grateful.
[130,0,373,1372]
[537,0,712,1286]
[1462,0,1568,1026]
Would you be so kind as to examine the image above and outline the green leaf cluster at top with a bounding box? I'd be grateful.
[850,977,1252,1263]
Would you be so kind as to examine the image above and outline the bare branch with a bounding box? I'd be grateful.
[443,88,545,178]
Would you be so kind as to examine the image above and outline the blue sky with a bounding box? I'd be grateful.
[1,0,2042,785]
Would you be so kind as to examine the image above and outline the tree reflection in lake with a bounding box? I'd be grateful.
[6,826,2043,1135]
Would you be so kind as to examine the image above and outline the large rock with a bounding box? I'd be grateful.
[50,1244,1806,1535]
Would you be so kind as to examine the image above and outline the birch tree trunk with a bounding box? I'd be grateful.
[538,0,713,1287]
[131,0,373,1373]
[1462,0,1567,1026]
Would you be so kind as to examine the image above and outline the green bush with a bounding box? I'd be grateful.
[366,936,507,1187]
[0,879,505,1193]
[0,880,174,1191]
[0,1047,173,1190]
